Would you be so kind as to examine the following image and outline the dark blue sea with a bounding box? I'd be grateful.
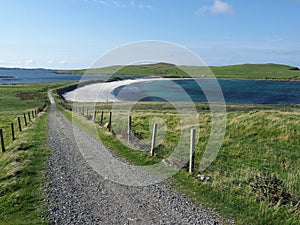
[114,78,300,104]
[0,68,108,84]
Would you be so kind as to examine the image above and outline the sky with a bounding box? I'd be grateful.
[0,0,299,69]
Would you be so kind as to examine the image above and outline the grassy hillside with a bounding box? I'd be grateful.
[210,63,300,80]
[56,63,300,80]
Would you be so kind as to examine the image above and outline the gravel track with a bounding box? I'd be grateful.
[46,91,221,225]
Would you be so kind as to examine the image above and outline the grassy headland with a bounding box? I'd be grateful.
[56,63,300,80]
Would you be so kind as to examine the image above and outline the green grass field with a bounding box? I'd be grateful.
[0,110,49,225]
[57,93,300,225]
[0,85,46,149]
[0,82,70,224]
[56,63,300,80]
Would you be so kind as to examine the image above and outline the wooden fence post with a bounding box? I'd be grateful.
[18,117,22,132]
[23,113,27,126]
[189,128,196,174]
[32,110,34,118]
[150,123,158,156]
[11,123,15,141]
[128,116,132,143]
[108,112,112,132]
[28,112,31,121]
[0,128,5,152]
[93,111,97,122]
[100,111,104,125]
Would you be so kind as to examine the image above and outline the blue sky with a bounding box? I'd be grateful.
[0,0,299,69]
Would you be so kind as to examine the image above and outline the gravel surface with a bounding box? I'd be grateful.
[46,91,222,225]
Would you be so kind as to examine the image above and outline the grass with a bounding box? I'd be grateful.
[55,88,300,225]
[56,62,300,80]
[6,79,299,224]
[0,81,74,224]
[0,82,71,147]
[209,63,300,80]
[0,109,49,225]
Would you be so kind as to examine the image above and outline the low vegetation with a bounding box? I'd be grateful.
[0,111,49,225]
[55,84,300,225]
[0,83,58,147]
[0,82,71,224]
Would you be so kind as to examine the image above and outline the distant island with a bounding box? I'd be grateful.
[0,75,15,79]
[55,63,300,81]
[0,67,54,71]
[0,75,18,80]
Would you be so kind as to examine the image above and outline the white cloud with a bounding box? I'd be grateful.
[211,0,233,14]
[197,0,234,15]
[26,59,35,65]
[98,0,107,4]
[59,60,67,65]
[137,3,153,10]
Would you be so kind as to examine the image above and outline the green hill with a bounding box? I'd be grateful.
[56,63,300,80]
[209,63,300,80]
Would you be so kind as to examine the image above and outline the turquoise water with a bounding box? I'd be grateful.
[114,78,300,104]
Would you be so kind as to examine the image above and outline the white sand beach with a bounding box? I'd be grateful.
[62,78,163,102]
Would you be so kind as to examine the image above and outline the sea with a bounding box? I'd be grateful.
[113,78,300,104]
[1,68,300,104]
[0,68,109,84]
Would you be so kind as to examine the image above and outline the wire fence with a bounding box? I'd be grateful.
[0,103,48,153]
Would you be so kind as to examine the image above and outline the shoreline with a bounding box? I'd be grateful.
[63,78,163,102]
